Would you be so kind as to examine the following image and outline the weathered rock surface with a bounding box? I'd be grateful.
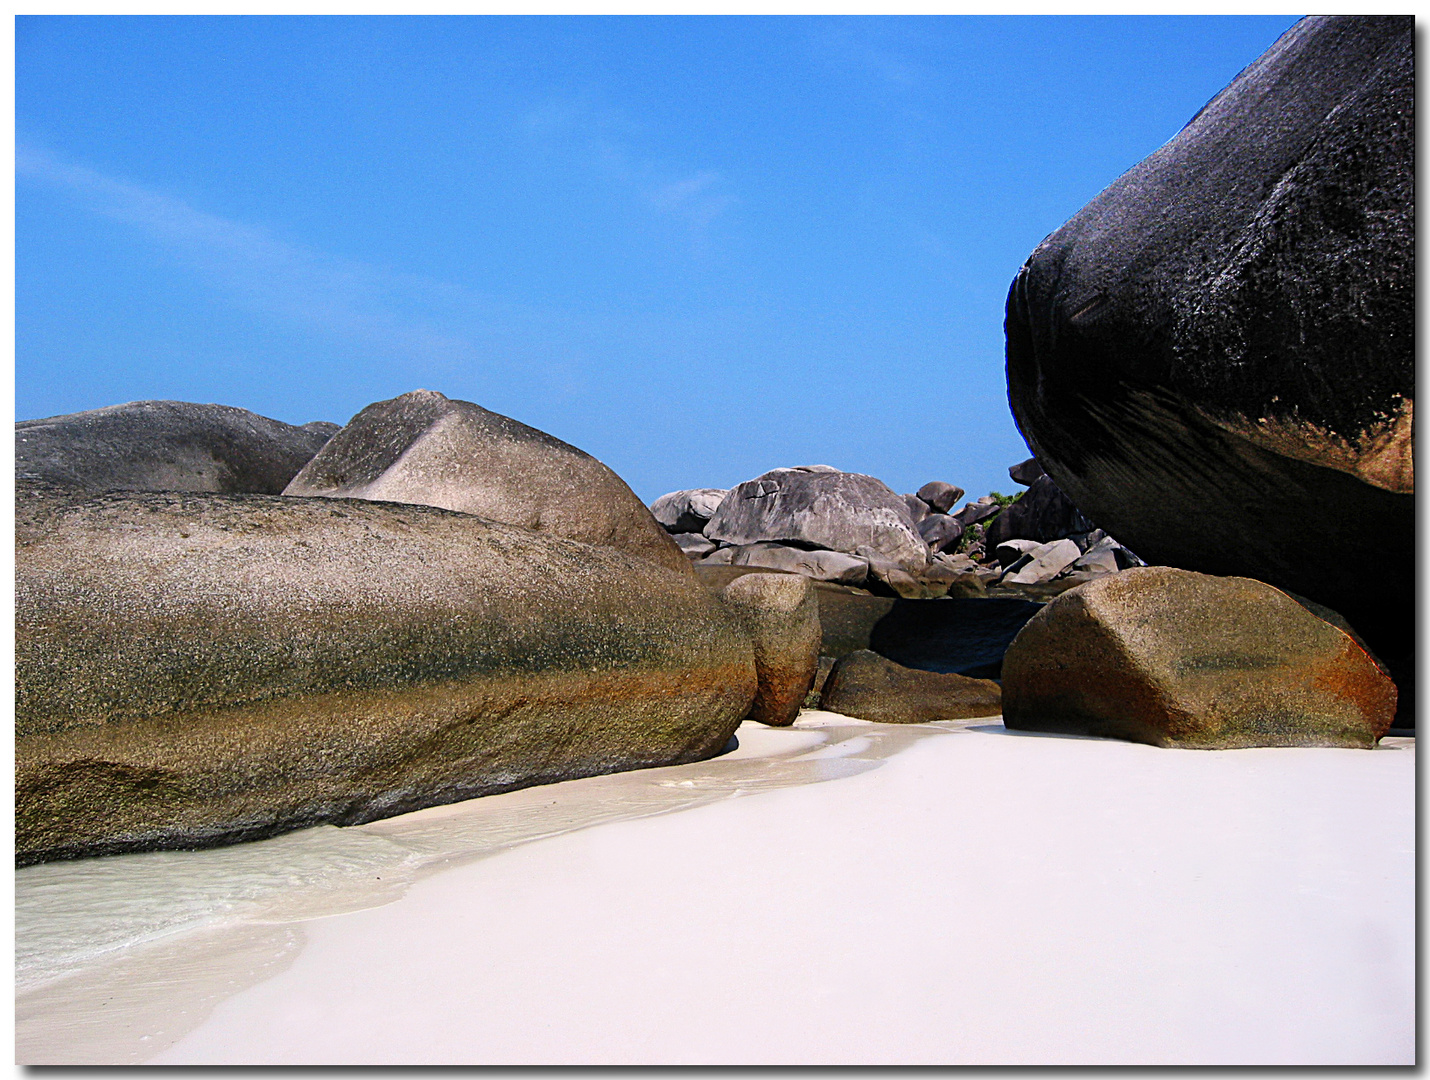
[1003,16,1414,720]
[16,400,336,495]
[1002,538,1083,586]
[16,485,756,865]
[902,493,932,524]
[820,650,1002,724]
[982,475,1094,550]
[952,497,1004,530]
[726,542,870,587]
[916,481,965,515]
[1001,567,1396,749]
[285,390,690,575]
[718,573,822,727]
[1009,457,1045,487]
[704,466,928,573]
[650,488,728,534]
[804,655,838,709]
[672,532,718,559]
[917,513,964,554]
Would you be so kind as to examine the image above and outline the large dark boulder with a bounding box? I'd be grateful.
[15,484,756,866]
[982,475,1094,550]
[1002,567,1397,749]
[16,400,336,495]
[704,466,928,572]
[1003,16,1414,720]
[285,390,690,575]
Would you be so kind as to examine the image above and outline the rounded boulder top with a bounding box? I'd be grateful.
[284,389,690,574]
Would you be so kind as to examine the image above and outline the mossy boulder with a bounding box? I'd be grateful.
[16,485,756,865]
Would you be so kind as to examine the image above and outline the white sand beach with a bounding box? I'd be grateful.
[17,713,1414,1066]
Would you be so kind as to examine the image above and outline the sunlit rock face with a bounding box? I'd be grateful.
[285,389,691,575]
[15,484,756,866]
[1003,16,1413,721]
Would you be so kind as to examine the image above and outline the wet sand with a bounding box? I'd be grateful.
[17,713,1415,1065]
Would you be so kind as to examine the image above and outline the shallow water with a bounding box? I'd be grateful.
[17,711,973,1065]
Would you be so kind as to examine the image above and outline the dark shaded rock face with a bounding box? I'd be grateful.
[1001,568,1396,749]
[704,466,928,573]
[819,651,1002,724]
[16,400,336,495]
[1003,16,1414,720]
[16,485,756,865]
[717,573,822,728]
[868,597,1044,679]
[982,475,1093,550]
[285,390,690,575]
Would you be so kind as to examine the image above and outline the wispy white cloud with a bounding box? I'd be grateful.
[520,94,737,239]
[17,143,489,374]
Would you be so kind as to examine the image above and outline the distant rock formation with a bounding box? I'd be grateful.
[16,400,336,494]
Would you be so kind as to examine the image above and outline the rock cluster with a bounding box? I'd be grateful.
[653,455,1145,601]
[1003,15,1413,721]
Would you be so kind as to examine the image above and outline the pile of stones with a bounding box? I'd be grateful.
[650,456,1146,600]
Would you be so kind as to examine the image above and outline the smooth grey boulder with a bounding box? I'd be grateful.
[1002,567,1397,748]
[982,475,1094,550]
[705,466,928,573]
[650,488,729,534]
[995,538,1044,569]
[917,513,964,554]
[727,542,870,587]
[1070,536,1122,576]
[284,390,690,575]
[1004,16,1413,721]
[718,573,822,727]
[1009,458,1045,487]
[1003,538,1083,585]
[16,400,336,495]
[916,481,965,515]
[672,532,718,559]
[902,493,932,524]
[16,484,757,866]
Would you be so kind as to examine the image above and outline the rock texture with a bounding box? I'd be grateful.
[718,573,822,727]
[285,390,690,575]
[916,481,965,515]
[1003,16,1414,719]
[820,650,1002,724]
[650,488,728,534]
[1001,567,1397,749]
[724,542,870,587]
[16,485,756,866]
[982,476,1094,550]
[704,466,928,573]
[16,400,336,495]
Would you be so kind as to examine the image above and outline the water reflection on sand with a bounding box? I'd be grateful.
[17,711,982,1065]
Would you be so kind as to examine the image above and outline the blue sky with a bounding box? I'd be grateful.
[17,15,1301,503]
